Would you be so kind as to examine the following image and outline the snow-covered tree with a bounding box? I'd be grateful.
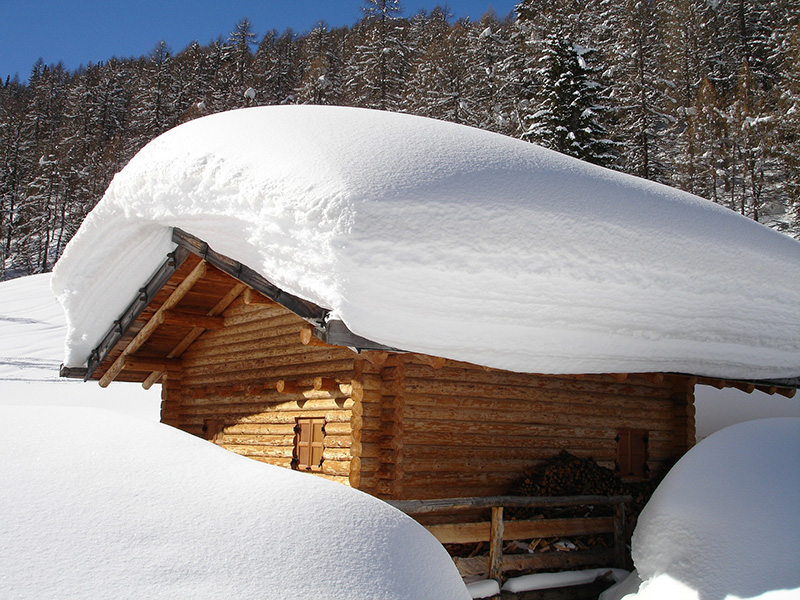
[343,0,411,110]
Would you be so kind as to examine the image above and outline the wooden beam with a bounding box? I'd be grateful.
[99,260,207,387]
[276,380,299,393]
[162,309,225,330]
[300,323,334,347]
[243,288,274,305]
[142,282,247,389]
[488,507,504,582]
[123,357,182,372]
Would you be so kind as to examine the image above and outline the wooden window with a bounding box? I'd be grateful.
[293,417,325,471]
[616,429,648,478]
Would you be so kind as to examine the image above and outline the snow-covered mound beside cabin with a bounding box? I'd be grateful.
[602,418,800,600]
[52,106,800,379]
[0,405,470,600]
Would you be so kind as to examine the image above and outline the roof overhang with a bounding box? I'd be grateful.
[60,227,798,398]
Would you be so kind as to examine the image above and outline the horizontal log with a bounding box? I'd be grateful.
[243,288,275,306]
[402,364,678,395]
[402,403,674,432]
[181,395,354,413]
[322,447,352,461]
[388,495,631,515]
[222,305,301,327]
[223,444,293,459]
[162,309,225,330]
[183,347,354,377]
[222,423,296,435]
[180,360,355,386]
[401,443,613,463]
[425,517,614,544]
[184,408,353,423]
[453,547,615,579]
[322,460,351,477]
[220,433,295,446]
[123,356,182,373]
[184,332,353,368]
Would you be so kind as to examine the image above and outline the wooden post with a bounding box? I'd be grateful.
[489,506,505,583]
[613,501,627,569]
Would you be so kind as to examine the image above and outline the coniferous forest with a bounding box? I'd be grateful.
[1,0,799,279]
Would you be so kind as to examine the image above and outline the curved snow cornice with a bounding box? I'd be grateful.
[52,106,800,379]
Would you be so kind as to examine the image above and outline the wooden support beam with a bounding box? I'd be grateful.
[243,287,274,305]
[488,506,504,583]
[124,357,182,372]
[313,377,338,392]
[413,354,446,369]
[276,380,299,393]
[142,281,247,389]
[99,260,207,388]
[162,309,224,330]
[361,351,390,366]
[300,323,333,347]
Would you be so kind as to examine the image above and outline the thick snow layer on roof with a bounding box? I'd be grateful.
[0,405,469,600]
[52,105,800,378]
[605,418,800,600]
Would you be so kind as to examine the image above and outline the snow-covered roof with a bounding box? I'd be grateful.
[52,106,800,380]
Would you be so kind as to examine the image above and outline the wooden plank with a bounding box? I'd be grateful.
[99,260,208,387]
[453,547,615,579]
[388,495,631,515]
[425,517,614,545]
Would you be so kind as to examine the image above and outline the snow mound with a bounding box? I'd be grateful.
[0,406,469,600]
[624,418,800,600]
[52,105,800,379]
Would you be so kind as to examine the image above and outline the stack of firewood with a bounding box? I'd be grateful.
[508,450,667,524]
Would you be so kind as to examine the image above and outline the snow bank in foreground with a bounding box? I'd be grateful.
[52,106,800,379]
[0,406,469,600]
[605,419,800,600]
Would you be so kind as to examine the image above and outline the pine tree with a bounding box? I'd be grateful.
[522,30,616,165]
[343,0,411,110]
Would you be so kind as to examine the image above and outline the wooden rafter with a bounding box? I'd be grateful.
[99,260,208,387]
[141,281,248,389]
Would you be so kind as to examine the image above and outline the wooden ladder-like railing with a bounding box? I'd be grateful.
[388,495,631,582]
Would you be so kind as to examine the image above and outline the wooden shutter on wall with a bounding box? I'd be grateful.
[293,417,325,471]
[616,429,648,478]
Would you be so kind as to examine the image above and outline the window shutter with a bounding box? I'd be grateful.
[617,428,648,478]
[294,417,326,471]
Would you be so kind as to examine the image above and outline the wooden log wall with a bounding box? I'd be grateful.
[161,293,358,485]
[364,358,695,500]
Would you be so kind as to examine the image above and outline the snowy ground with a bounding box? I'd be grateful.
[0,273,161,420]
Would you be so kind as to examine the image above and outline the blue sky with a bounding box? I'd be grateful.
[1,0,518,84]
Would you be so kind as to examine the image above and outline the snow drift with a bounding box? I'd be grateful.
[0,405,470,600]
[52,105,800,379]
[603,418,800,600]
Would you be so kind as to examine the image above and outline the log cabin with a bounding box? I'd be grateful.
[54,106,800,577]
